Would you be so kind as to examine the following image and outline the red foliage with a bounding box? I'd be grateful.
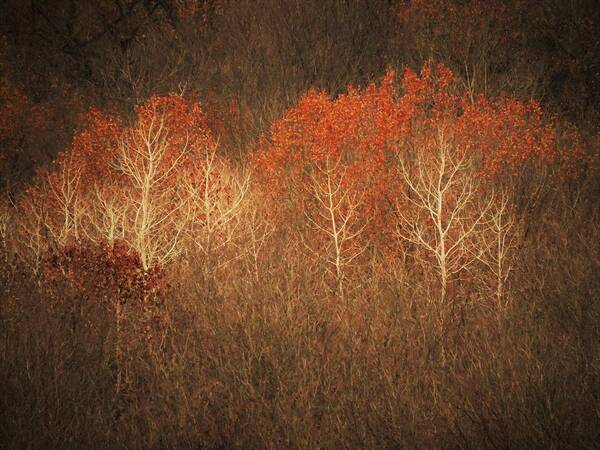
[43,240,166,305]
[25,92,215,215]
[456,97,588,180]
[20,93,218,286]
[253,63,590,243]
[253,69,404,238]
[68,109,122,182]
[68,93,214,189]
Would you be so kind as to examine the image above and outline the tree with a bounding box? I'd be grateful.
[252,69,406,246]
[18,94,219,279]
[254,63,589,260]
[476,194,521,308]
[104,95,213,270]
[394,127,493,303]
[302,155,369,303]
[183,143,249,273]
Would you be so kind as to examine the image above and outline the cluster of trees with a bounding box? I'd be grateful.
[0,1,598,448]
[16,94,250,290]
[3,63,591,309]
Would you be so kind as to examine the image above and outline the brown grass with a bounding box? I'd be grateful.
[1,187,599,449]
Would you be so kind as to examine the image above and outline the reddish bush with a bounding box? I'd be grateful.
[43,240,166,306]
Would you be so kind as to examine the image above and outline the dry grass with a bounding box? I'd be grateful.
[1,188,598,449]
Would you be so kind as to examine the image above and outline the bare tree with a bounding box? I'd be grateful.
[45,151,83,247]
[476,193,520,308]
[395,129,493,303]
[83,184,129,245]
[302,155,369,304]
[110,111,195,270]
[239,196,274,283]
[183,145,249,273]
[16,150,83,268]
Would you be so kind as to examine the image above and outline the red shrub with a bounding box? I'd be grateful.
[43,240,166,306]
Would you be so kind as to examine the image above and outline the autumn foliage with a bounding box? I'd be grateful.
[18,93,219,288]
[43,240,165,305]
[254,64,590,248]
[14,62,592,303]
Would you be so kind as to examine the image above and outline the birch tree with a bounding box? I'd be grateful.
[183,144,249,273]
[303,155,369,304]
[395,129,493,303]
